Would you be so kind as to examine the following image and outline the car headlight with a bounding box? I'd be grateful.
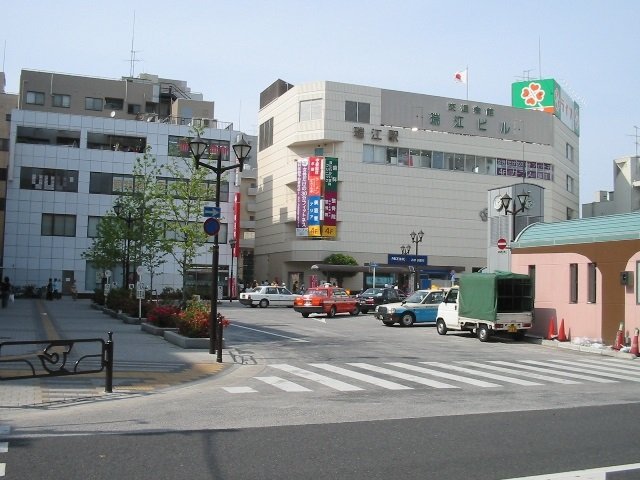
[388,307,396,314]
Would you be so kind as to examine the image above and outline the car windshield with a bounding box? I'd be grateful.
[363,288,382,296]
[404,291,428,303]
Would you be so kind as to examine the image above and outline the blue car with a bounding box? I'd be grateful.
[374,289,446,327]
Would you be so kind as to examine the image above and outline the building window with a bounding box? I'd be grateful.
[20,167,79,192]
[16,126,80,146]
[345,101,370,123]
[567,207,576,220]
[26,91,45,105]
[566,174,575,193]
[569,263,578,303]
[259,117,274,151]
[528,265,536,299]
[85,97,103,111]
[52,94,71,108]
[127,103,141,115]
[0,138,8,151]
[587,263,597,303]
[87,216,102,238]
[314,147,324,156]
[168,136,229,160]
[87,132,145,152]
[566,143,574,162]
[299,99,322,121]
[105,97,124,110]
[41,213,76,237]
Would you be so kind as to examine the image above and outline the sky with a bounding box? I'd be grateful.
[2,0,639,207]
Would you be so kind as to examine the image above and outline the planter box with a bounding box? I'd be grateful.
[164,331,210,349]
[141,322,179,336]
[118,312,142,325]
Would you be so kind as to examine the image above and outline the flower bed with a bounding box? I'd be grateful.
[147,304,181,328]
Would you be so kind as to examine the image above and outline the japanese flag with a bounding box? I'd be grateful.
[454,69,467,84]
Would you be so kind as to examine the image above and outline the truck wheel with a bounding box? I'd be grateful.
[302,313,310,318]
[327,306,336,318]
[399,313,414,327]
[259,299,269,308]
[350,305,359,316]
[436,319,447,335]
[382,320,394,327]
[477,325,491,342]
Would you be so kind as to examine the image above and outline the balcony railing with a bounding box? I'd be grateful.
[135,113,233,130]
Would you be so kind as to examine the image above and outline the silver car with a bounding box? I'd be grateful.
[239,286,300,308]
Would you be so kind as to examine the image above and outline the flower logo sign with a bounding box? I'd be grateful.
[520,82,546,108]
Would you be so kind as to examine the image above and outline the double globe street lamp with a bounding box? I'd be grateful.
[410,230,424,291]
[189,133,251,361]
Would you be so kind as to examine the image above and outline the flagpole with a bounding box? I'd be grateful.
[466,65,469,100]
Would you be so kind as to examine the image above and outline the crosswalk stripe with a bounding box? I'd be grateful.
[347,363,459,389]
[310,364,413,390]
[222,386,258,393]
[388,362,502,387]
[254,376,312,392]
[521,360,640,382]
[421,362,542,386]
[557,357,640,373]
[270,364,363,391]
[0,442,7,453]
[459,361,581,385]
[489,361,618,383]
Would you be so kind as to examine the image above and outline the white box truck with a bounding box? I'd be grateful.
[436,272,534,342]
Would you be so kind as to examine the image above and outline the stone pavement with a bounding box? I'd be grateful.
[0,296,242,407]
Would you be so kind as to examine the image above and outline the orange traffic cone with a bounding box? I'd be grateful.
[630,328,639,356]
[613,322,625,350]
[557,318,568,342]
[546,317,556,340]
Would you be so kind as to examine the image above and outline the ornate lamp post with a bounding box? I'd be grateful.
[410,230,424,290]
[113,202,135,288]
[400,244,411,255]
[496,191,530,241]
[228,237,236,303]
[189,133,251,361]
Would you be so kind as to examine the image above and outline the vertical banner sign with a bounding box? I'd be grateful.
[233,192,241,257]
[307,157,323,237]
[296,159,309,236]
[322,157,338,237]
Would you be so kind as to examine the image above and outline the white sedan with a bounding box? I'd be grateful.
[239,286,300,308]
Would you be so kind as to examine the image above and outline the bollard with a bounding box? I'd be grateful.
[104,331,114,393]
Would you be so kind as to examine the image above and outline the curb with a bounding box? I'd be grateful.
[525,336,639,360]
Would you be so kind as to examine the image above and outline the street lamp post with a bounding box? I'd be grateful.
[113,202,135,288]
[189,133,251,362]
[497,191,530,241]
[229,237,236,303]
[410,230,424,291]
[400,244,411,255]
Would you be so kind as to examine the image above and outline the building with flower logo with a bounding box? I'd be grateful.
[254,79,580,291]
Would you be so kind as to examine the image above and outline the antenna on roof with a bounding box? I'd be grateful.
[627,126,640,157]
[129,12,141,77]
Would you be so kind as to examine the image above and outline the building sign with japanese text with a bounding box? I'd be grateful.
[296,156,340,238]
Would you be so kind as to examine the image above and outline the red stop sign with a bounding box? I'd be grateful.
[497,238,508,250]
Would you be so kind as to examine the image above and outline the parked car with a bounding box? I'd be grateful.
[239,285,300,308]
[356,287,404,314]
[293,286,360,318]
[374,289,446,327]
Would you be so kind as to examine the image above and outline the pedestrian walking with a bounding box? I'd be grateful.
[53,278,61,299]
[70,280,78,301]
[1,277,11,308]
[46,278,54,301]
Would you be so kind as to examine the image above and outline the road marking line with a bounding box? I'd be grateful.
[569,357,640,372]
[222,386,257,393]
[348,363,458,389]
[459,361,580,385]
[270,364,363,391]
[0,442,7,453]
[520,360,639,382]
[0,426,9,435]
[0,463,5,476]
[392,362,503,387]
[544,359,640,378]
[500,462,640,479]
[231,324,309,342]
[489,361,618,383]
[310,363,413,390]
[422,362,542,386]
[254,376,312,392]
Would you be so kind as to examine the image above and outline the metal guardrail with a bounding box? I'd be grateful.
[0,332,114,392]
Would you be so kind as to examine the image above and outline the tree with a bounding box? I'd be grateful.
[155,139,223,299]
[82,212,126,285]
[322,253,359,287]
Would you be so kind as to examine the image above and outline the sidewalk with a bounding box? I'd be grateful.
[0,296,238,407]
